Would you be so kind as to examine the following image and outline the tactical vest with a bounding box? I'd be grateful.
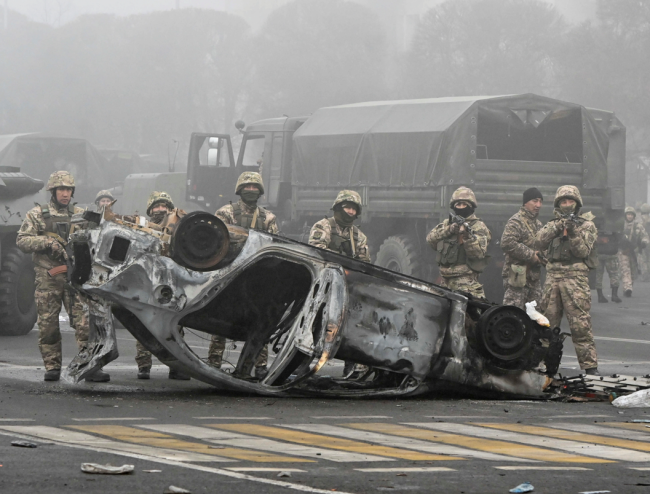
[327,217,360,258]
[40,203,75,245]
[233,202,266,230]
[436,219,489,273]
[547,218,598,269]
[596,232,619,256]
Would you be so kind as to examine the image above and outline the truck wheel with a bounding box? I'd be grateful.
[0,246,37,336]
[375,235,421,277]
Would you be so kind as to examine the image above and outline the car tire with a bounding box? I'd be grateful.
[375,235,422,278]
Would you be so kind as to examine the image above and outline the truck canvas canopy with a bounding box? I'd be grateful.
[292,94,611,190]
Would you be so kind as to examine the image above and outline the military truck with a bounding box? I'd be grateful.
[0,167,44,335]
[184,94,625,301]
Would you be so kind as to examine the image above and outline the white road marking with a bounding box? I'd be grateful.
[630,467,650,470]
[310,416,392,419]
[540,415,612,419]
[423,416,501,419]
[0,418,34,422]
[408,423,650,462]
[354,467,455,473]
[71,417,155,422]
[0,426,231,462]
[283,424,535,462]
[0,428,352,494]
[594,336,650,345]
[193,417,273,420]
[546,423,650,442]
[494,466,592,471]
[142,424,391,463]
[225,468,307,472]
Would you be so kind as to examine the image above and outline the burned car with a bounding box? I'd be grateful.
[64,209,564,398]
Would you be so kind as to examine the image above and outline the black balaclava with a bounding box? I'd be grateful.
[240,189,260,206]
[452,203,474,218]
[333,205,356,227]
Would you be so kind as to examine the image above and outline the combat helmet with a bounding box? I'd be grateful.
[553,185,583,208]
[640,203,650,214]
[235,172,265,195]
[449,186,477,208]
[146,191,174,216]
[94,189,114,205]
[331,190,362,215]
[46,171,75,191]
[625,206,637,218]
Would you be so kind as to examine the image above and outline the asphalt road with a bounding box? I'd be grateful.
[1,282,649,494]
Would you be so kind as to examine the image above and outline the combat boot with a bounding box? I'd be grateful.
[44,369,61,381]
[624,289,633,297]
[597,289,608,303]
[85,368,110,382]
[137,367,151,380]
[168,368,190,380]
[585,368,600,376]
[611,287,622,303]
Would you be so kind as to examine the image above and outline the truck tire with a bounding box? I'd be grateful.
[375,235,421,277]
[0,246,37,336]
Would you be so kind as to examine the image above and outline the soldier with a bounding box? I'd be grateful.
[136,191,190,380]
[618,207,649,297]
[536,185,599,375]
[207,172,278,379]
[309,189,370,378]
[594,216,622,303]
[500,187,545,309]
[426,187,491,299]
[639,203,650,282]
[94,190,114,211]
[16,171,109,382]
[308,190,370,262]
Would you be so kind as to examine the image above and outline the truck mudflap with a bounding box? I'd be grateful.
[63,208,565,398]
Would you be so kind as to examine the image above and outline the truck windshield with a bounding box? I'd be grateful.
[240,135,266,168]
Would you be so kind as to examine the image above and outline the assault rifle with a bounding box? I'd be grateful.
[559,212,579,223]
[449,210,475,238]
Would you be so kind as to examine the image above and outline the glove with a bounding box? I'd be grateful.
[565,220,577,235]
[48,238,66,259]
[449,222,460,235]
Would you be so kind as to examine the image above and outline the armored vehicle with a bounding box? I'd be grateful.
[185,94,625,300]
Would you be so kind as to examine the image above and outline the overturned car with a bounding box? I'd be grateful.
[64,209,564,398]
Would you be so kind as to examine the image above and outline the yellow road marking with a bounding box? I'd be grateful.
[601,422,650,434]
[210,424,461,461]
[69,425,310,463]
[345,423,608,463]
[476,423,650,453]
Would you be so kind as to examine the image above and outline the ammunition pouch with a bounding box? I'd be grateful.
[233,203,266,230]
[508,264,527,288]
[437,237,489,273]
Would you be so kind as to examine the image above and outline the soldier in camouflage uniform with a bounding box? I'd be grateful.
[536,185,599,375]
[309,190,370,378]
[618,207,649,297]
[208,172,277,379]
[16,171,109,382]
[308,190,370,262]
[500,187,545,309]
[426,187,491,299]
[136,191,190,380]
[638,203,650,282]
[594,215,622,303]
[94,189,114,210]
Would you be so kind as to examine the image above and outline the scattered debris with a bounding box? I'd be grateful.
[509,482,534,493]
[208,445,226,449]
[641,321,648,326]
[164,486,191,494]
[11,440,37,448]
[143,470,162,473]
[525,301,549,327]
[277,471,292,478]
[632,419,650,423]
[555,374,650,401]
[81,463,134,475]
[612,389,650,408]
[396,473,407,477]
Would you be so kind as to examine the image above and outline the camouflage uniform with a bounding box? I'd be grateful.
[208,173,276,371]
[595,254,620,290]
[618,207,649,294]
[500,207,543,309]
[135,191,182,371]
[638,204,650,281]
[426,187,491,299]
[536,185,598,371]
[16,171,88,371]
[308,190,370,263]
[94,189,114,210]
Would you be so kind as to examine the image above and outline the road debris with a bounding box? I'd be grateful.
[11,440,37,448]
[612,389,650,408]
[554,374,650,401]
[143,470,162,473]
[81,463,135,474]
[633,419,650,423]
[277,471,292,478]
[509,482,534,493]
[164,486,191,494]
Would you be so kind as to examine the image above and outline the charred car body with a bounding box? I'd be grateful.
[64,207,564,399]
